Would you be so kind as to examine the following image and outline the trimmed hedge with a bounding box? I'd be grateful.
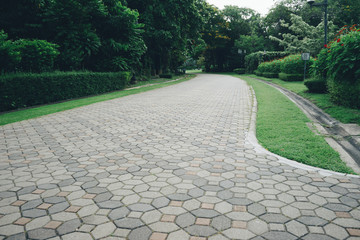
[304,78,328,93]
[279,73,304,82]
[0,71,131,112]
[234,68,245,74]
[262,72,279,78]
[245,51,289,73]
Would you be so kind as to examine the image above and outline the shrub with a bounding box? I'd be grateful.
[245,51,289,73]
[159,73,173,79]
[233,68,245,74]
[279,73,304,82]
[280,54,314,75]
[0,30,21,74]
[0,71,131,112]
[15,39,60,73]
[325,25,360,108]
[304,78,327,93]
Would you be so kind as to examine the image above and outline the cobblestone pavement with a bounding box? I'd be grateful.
[0,74,360,240]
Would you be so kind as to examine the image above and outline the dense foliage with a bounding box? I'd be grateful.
[325,25,360,108]
[0,71,131,112]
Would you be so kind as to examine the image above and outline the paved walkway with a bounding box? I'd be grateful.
[0,74,359,240]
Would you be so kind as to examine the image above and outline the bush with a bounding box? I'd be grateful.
[304,78,327,93]
[159,73,173,79]
[279,73,304,82]
[233,68,245,74]
[280,54,314,75]
[245,51,289,73]
[325,25,360,108]
[15,39,60,73]
[0,71,131,112]
[0,30,21,74]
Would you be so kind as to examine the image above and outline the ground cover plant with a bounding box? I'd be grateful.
[232,74,355,174]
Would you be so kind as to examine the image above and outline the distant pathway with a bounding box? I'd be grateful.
[0,74,359,240]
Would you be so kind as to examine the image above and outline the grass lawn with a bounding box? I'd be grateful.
[248,74,360,125]
[0,74,195,126]
[231,73,355,174]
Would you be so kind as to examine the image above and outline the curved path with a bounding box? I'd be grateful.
[0,74,359,240]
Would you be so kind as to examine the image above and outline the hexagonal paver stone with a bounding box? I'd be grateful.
[128,203,154,212]
[324,203,352,212]
[301,234,336,240]
[247,203,266,216]
[211,215,231,231]
[285,220,308,237]
[260,214,290,224]
[48,202,70,214]
[91,222,116,239]
[5,233,27,240]
[176,213,196,228]
[109,207,130,220]
[297,216,328,226]
[115,218,144,229]
[339,196,358,208]
[152,197,170,208]
[22,209,47,218]
[62,232,93,240]
[188,188,205,198]
[27,228,57,240]
[97,200,123,209]
[247,219,268,235]
[261,231,297,240]
[21,199,43,211]
[128,226,152,240]
[43,196,67,204]
[222,229,255,240]
[94,192,113,203]
[227,198,253,206]
[191,209,220,218]
[185,225,217,237]
[57,219,81,235]
[168,194,191,201]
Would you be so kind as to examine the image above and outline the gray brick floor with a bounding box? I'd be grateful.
[0,74,359,240]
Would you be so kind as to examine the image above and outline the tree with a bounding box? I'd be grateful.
[269,14,336,55]
[127,0,203,75]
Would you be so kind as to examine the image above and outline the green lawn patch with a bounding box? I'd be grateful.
[233,74,355,174]
[0,74,195,126]
[249,74,360,125]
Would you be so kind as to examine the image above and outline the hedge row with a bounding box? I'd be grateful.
[0,71,131,112]
[245,51,289,73]
[255,54,314,82]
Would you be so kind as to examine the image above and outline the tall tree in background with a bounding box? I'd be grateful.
[127,0,202,76]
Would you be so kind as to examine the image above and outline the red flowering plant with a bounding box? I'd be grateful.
[325,24,360,108]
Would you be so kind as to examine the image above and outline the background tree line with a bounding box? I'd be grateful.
[0,0,359,77]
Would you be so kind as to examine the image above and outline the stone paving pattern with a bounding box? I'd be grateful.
[0,74,360,240]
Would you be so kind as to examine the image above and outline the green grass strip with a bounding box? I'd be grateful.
[0,75,195,126]
[249,74,360,125]
[236,74,355,174]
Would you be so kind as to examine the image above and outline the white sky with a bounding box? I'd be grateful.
[206,0,276,16]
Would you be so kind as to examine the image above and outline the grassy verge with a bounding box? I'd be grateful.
[248,74,360,125]
[0,74,195,126]
[231,73,355,174]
